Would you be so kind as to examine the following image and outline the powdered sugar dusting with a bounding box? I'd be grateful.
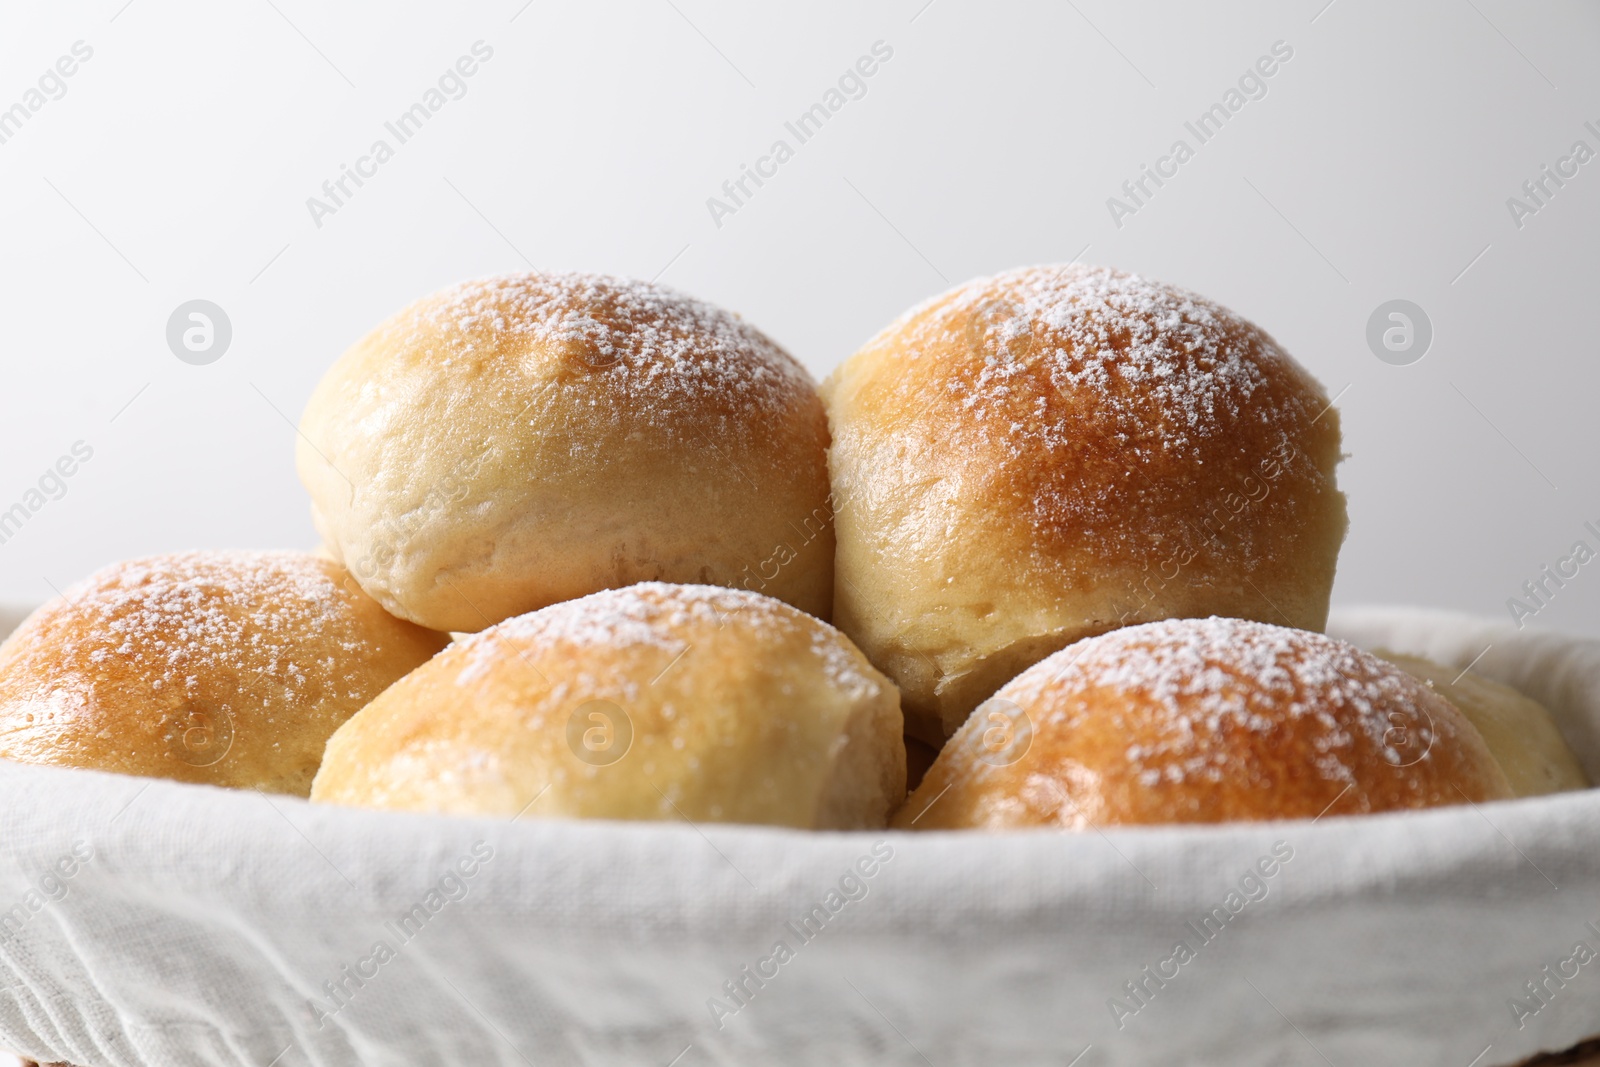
[1008,617,1443,789]
[873,263,1302,449]
[42,552,356,698]
[453,582,883,702]
[387,271,817,441]
[851,264,1334,558]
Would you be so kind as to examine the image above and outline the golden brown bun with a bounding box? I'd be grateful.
[298,272,834,633]
[1376,651,1589,797]
[311,583,905,829]
[0,552,447,795]
[825,264,1348,743]
[894,617,1512,830]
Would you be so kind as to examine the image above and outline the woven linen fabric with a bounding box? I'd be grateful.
[0,606,1594,1067]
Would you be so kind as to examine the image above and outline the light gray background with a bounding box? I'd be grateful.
[0,0,1596,635]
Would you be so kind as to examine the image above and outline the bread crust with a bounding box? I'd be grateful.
[0,552,447,795]
[1377,651,1589,797]
[298,272,834,633]
[825,265,1347,742]
[894,618,1512,830]
[311,583,905,829]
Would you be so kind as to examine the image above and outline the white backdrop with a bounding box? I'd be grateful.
[0,0,1596,636]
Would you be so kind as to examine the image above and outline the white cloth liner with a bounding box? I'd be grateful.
[0,604,1595,1067]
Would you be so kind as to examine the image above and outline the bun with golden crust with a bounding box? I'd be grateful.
[894,617,1512,830]
[824,264,1347,743]
[0,552,447,795]
[1376,651,1588,798]
[311,583,905,829]
[298,271,834,634]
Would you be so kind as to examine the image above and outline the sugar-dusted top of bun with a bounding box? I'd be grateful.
[1008,617,1454,791]
[375,271,817,442]
[37,551,362,686]
[897,617,1513,829]
[874,264,1291,443]
[312,582,904,827]
[834,263,1339,563]
[452,582,883,703]
[0,551,447,794]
